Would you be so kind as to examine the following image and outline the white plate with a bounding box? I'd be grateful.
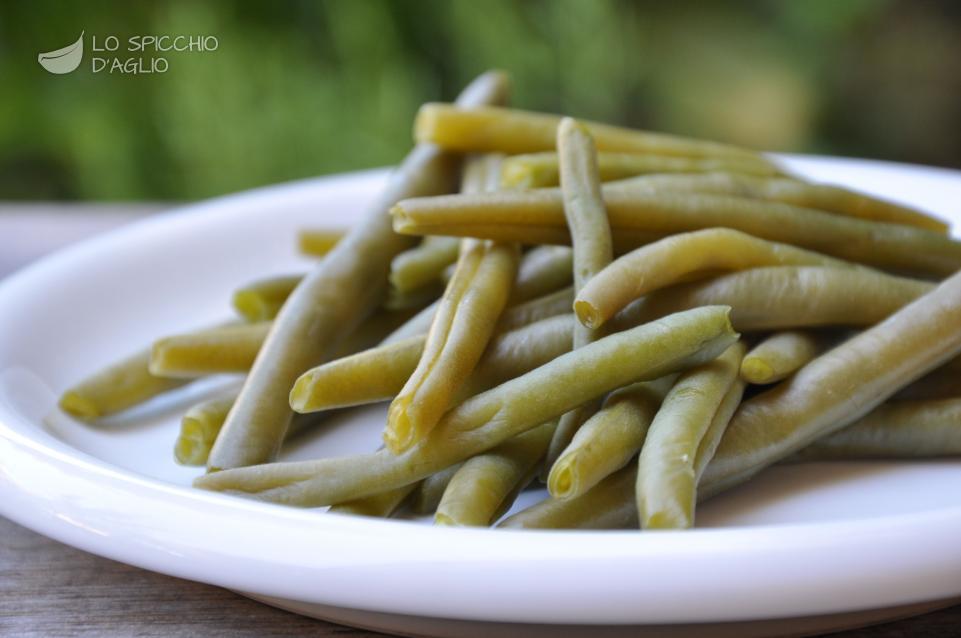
[3,157,961,636]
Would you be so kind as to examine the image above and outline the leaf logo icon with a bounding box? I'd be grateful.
[38,31,84,74]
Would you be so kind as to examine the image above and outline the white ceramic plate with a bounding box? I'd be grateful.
[3,157,961,636]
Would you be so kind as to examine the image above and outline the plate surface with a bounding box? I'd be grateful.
[3,157,961,628]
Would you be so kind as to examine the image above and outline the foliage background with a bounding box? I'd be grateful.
[1,0,959,201]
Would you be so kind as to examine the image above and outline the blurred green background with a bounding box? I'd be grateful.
[2,0,959,201]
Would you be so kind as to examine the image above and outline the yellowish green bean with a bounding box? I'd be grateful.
[740,331,827,385]
[509,245,573,304]
[389,236,462,294]
[150,322,270,378]
[327,482,419,518]
[232,275,301,322]
[296,229,344,257]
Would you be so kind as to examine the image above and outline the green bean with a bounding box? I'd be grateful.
[547,377,674,500]
[546,118,615,476]
[385,156,519,453]
[617,172,948,233]
[501,152,782,189]
[498,286,574,332]
[291,336,424,412]
[327,482,418,518]
[704,267,961,489]
[150,322,271,378]
[293,313,574,414]
[740,331,827,384]
[232,275,301,322]
[611,267,932,333]
[296,229,344,257]
[411,464,463,515]
[414,103,771,163]
[435,421,555,526]
[793,398,961,460]
[389,236,462,294]
[391,188,961,276]
[509,245,573,304]
[637,342,746,529]
[575,229,862,329]
[207,71,511,471]
[59,349,189,421]
[692,377,747,482]
[175,391,322,466]
[195,306,738,505]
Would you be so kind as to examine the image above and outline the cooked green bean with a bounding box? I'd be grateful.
[546,118,615,476]
[637,342,745,529]
[574,229,861,329]
[412,464,463,515]
[547,377,673,500]
[233,275,301,322]
[291,336,424,412]
[618,172,948,233]
[704,268,961,490]
[150,322,270,378]
[195,306,738,505]
[175,391,322,466]
[59,349,189,421]
[327,482,419,518]
[296,229,344,257]
[611,267,932,333]
[435,421,555,526]
[391,188,961,276]
[497,286,574,332]
[414,103,770,163]
[501,152,782,189]
[389,236,462,294]
[385,154,519,453]
[740,331,826,384]
[794,398,961,460]
[509,245,573,304]
[207,71,511,471]
[293,313,574,414]
[692,377,747,482]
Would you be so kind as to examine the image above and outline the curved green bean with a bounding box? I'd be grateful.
[435,421,555,527]
[575,228,861,329]
[612,267,932,333]
[547,377,673,500]
[637,342,745,529]
[195,306,738,506]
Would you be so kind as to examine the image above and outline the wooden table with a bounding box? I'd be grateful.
[1,204,959,637]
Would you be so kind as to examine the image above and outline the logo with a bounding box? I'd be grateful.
[38,31,84,74]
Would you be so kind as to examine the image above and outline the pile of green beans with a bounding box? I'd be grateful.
[59,72,961,532]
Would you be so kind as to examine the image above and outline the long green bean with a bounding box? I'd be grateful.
[207,71,511,471]
[546,118,615,476]
[195,306,738,505]
[414,103,771,163]
[435,421,555,526]
[327,483,418,518]
[389,236,461,294]
[611,267,932,333]
[391,188,961,276]
[501,152,782,189]
[296,229,344,257]
[636,342,745,529]
[232,275,302,322]
[574,228,861,329]
[740,331,827,384]
[150,322,270,378]
[618,172,948,233]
